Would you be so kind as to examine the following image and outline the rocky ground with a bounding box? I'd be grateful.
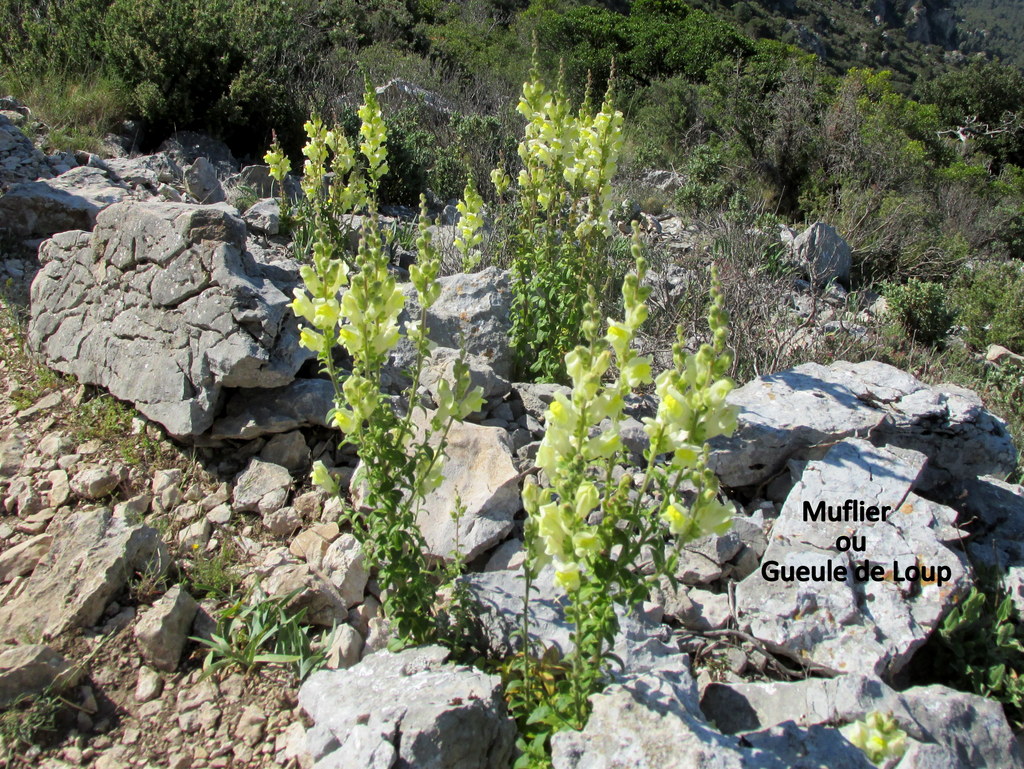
[3,101,1024,768]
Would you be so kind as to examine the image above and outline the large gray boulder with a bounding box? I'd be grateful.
[788,222,852,286]
[0,165,130,237]
[701,674,1024,769]
[0,508,168,642]
[28,201,310,436]
[734,439,969,679]
[400,267,514,380]
[299,645,516,769]
[709,360,1015,492]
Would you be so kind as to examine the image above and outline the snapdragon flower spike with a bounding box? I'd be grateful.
[358,84,389,191]
[455,179,485,271]
[264,137,291,184]
[525,252,655,593]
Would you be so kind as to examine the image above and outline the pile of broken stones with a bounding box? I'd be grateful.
[1,107,1024,768]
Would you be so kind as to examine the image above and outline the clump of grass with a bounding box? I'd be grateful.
[185,540,244,599]
[0,689,67,762]
[1,69,129,154]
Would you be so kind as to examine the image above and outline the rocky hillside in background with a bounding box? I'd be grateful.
[690,0,966,83]
[951,0,1024,68]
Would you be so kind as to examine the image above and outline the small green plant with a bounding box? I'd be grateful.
[842,711,909,766]
[883,278,956,347]
[502,62,625,382]
[185,540,243,599]
[509,244,738,764]
[0,690,64,761]
[930,582,1024,726]
[191,590,325,680]
[286,86,485,648]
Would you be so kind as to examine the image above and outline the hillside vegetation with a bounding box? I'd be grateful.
[2,0,1024,426]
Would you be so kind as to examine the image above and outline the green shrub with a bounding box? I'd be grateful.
[883,279,956,347]
[954,262,1024,353]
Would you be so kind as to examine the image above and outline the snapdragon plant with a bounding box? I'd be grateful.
[502,64,625,382]
[511,238,739,762]
[280,88,484,647]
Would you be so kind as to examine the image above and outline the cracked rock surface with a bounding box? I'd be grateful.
[27,200,310,436]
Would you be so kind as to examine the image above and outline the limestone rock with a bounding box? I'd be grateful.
[260,560,348,627]
[105,153,181,189]
[0,644,79,707]
[789,221,851,286]
[28,201,310,436]
[183,157,225,203]
[399,267,514,379]
[259,431,309,473]
[416,418,519,561]
[0,533,53,582]
[0,508,168,641]
[709,360,1016,491]
[466,566,676,674]
[134,585,199,672]
[70,464,122,500]
[0,113,56,191]
[0,166,130,238]
[234,458,292,514]
[701,674,1024,769]
[324,624,364,670]
[243,198,280,235]
[299,645,516,769]
[209,379,334,440]
[735,439,969,679]
[422,347,511,402]
[320,534,368,608]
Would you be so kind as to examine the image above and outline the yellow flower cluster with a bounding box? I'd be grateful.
[515,70,623,233]
[842,711,908,766]
[524,252,738,595]
[454,179,485,271]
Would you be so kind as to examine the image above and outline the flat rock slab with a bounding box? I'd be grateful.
[208,378,334,440]
[0,644,80,707]
[299,645,516,769]
[735,438,969,679]
[465,566,678,674]
[28,201,310,436]
[0,166,131,237]
[709,360,1015,491]
[701,674,1024,769]
[552,664,875,769]
[0,508,167,642]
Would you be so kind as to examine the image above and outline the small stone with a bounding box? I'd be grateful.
[325,624,364,670]
[70,465,120,500]
[259,431,309,472]
[0,533,53,582]
[152,469,183,513]
[206,504,231,526]
[289,522,340,563]
[235,705,267,747]
[263,506,301,538]
[135,666,163,703]
[234,459,292,514]
[178,519,211,551]
[134,585,199,672]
